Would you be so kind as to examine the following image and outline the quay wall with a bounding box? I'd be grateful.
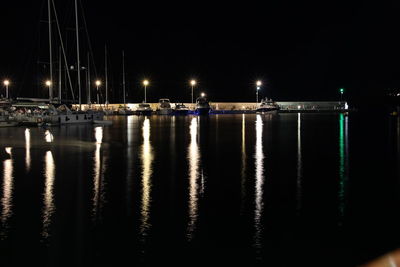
[75,101,347,111]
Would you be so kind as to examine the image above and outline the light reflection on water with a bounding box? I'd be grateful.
[338,114,349,225]
[45,130,54,143]
[297,113,302,213]
[25,128,31,172]
[1,147,13,239]
[254,115,265,253]
[126,116,136,214]
[42,151,56,239]
[187,117,201,241]
[92,127,104,220]
[140,117,153,238]
[397,116,400,177]
[241,114,247,214]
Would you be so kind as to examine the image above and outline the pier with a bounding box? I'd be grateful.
[75,101,350,113]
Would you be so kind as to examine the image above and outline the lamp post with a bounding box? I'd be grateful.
[256,80,262,105]
[339,88,344,102]
[95,80,101,105]
[143,80,149,103]
[3,80,10,99]
[190,80,196,104]
[45,80,52,100]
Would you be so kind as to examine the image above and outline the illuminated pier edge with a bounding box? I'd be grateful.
[74,101,350,112]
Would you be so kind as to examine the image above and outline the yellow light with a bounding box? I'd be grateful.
[256,80,262,86]
[45,80,52,87]
[143,80,149,86]
[201,92,205,97]
[190,80,196,86]
[3,80,10,86]
[95,80,101,86]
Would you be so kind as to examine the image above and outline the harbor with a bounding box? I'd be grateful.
[77,101,351,114]
[1,0,400,266]
[0,98,352,127]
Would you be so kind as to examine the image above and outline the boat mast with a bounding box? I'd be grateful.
[122,50,126,108]
[48,0,53,101]
[105,45,108,106]
[50,0,75,102]
[87,52,91,105]
[58,47,62,103]
[75,0,82,110]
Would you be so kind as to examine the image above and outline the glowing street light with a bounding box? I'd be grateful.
[201,92,205,97]
[95,80,101,104]
[256,80,262,104]
[45,80,52,100]
[143,80,149,103]
[3,80,10,99]
[339,88,345,102]
[190,80,197,104]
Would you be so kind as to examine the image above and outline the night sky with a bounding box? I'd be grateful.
[1,0,400,105]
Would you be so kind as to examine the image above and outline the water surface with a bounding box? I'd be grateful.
[0,113,399,266]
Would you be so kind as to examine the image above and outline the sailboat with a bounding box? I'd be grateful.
[10,0,109,126]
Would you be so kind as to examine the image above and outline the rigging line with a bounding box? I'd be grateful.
[51,0,75,101]
[79,0,98,78]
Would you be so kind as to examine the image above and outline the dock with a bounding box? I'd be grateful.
[75,101,350,114]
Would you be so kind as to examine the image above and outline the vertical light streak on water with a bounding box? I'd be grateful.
[254,115,265,253]
[397,116,400,178]
[140,117,153,238]
[45,130,54,143]
[338,114,349,225]
[42,151,56,239]
[240,114,247,214]
[25,128,31,172]
[1,147,13,238]
[198,117,205,196]
[170,116,176,146]
[296,113,302,213]
[92,127,103,219]
[126,116,134,214]
[187,117,200,241]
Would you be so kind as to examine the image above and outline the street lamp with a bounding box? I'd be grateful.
[190,80,196,104]
[256,80,262,104]
[339,88,345,102]
[201,92,205,97]
[45,80,52,100]
[143,80,149,103]
[95,80,101,105]
[3,80,10,99]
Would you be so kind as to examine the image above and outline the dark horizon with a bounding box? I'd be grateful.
[1,0,400,105]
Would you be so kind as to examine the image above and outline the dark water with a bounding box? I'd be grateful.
[0,113,399,266]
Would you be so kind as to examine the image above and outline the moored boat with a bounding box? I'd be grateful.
[136,103,153,115]
[157,99,173,115]
[117,107,135,115]
[173,103,189,115]
[256,98,280,113]
[9,100,104,126]
[195,96,211,115]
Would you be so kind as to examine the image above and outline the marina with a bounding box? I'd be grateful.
[1,0,400,266]
[0,99,351,127]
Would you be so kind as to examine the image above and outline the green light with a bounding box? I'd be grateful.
[340,88,344,94]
